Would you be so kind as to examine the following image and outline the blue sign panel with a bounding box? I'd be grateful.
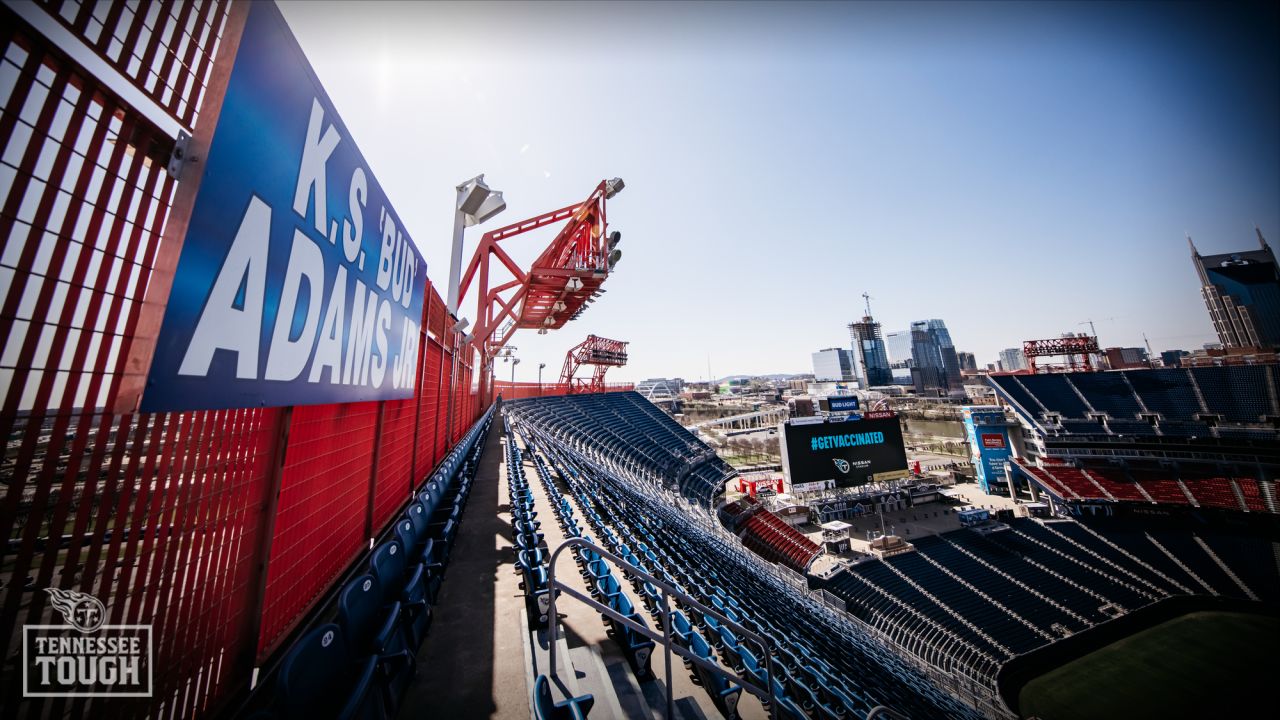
[962,407,1012,493]
[828,396,860,412]
[142,2,426,412]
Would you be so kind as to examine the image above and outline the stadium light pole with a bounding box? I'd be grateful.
[446,175,506,318]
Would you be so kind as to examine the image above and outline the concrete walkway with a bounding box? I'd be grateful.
[398,413,530,719]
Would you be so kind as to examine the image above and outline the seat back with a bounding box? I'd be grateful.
[370,541,406,604]
[739,645,762,680]
[704,613,721,634]
[671,610,692,640]
[406,501,430,541]
[719,626,739,651]
[337,574,384,656]
[596,574,620,598]
[278,623,350,716]
[519,548,545,571]
[427,481,445,508]
[531,674,556,720]
[394,517,419,558]
[689,630,712,659]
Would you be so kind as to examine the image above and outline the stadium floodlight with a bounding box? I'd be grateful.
[457,175,503,220]
[469,191,507,227]
[566,277,584,292]
[447,174,507,316]
[607,230,621,250]
[552,301,566,313]
[452,317,470,333]
[607,248,622,270]
[460,333,474,345]
[605,177,625,199]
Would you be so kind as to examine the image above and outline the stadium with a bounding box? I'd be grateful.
[1,2,1278,720]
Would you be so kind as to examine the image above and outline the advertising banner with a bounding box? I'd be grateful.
[782,416,908,487]
[827,396,860,412]
[142,2,426,411]
[963,406,1012,492]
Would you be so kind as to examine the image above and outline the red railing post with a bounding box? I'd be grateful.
[237,406,292,684]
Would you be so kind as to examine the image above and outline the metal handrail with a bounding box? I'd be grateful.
[545,536,778,719]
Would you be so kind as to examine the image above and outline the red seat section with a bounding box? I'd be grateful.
[1236,479,1269,512]
[1084,468,1149,502]
[739,510,821,572]
[1184,478,1244,511]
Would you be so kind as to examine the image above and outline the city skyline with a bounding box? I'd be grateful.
[279,1,1280,382]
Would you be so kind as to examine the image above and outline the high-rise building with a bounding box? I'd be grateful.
[885,330,913,367]
[811,348,855,382]
[909,319,962,393]
[848,316,892,387]
[957,351,977,372]
[998,347,1028,372]
[1191,229,1280,349]
[928,319,963,388]
[1103,347,1149,370]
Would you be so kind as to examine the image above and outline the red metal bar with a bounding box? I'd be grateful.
[36,0,230,129]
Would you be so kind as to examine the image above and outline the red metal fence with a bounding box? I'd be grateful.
[492,380,635,401]
[0,3,487,717]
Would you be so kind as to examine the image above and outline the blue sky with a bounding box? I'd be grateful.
[279,1,1279,382]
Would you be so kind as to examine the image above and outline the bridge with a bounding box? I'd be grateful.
[689,405,790,430]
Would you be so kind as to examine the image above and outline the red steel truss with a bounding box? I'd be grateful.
[457,179,622,404]
[1023,336,1100,373]
[559,335,629,393]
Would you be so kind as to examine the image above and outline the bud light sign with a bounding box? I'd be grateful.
[827,396,860,412]
[141,2,426,412]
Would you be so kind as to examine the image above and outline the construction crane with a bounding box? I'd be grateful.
[1078,317,1116,342]
[456,178,625,404]
[559,335,629,394]
[862,292,873,318]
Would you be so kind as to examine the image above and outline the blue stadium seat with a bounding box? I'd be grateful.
[369,540,431,647]
[608,592,655,678]
[688,630,743,716]
[595,573,623,605]
[531,674,593,720]
[394,514,443,603]
[277,624,382,720]
[669,610,694,646]
[337,574,414,712]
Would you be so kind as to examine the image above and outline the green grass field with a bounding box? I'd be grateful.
[1018,611,1280,720]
